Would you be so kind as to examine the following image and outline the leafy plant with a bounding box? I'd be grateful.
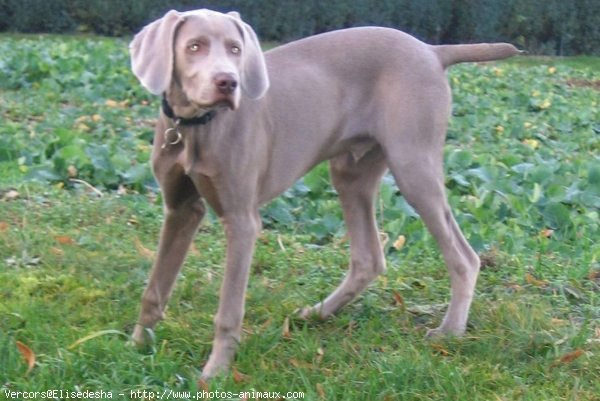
[0,35,598,264]
[0,36,155,191]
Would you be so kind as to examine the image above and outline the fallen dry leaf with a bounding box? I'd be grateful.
[316,383,325,399]
[588,270,600,282]
[232,367,250,383]
[259,317,273,332]
[525,272,548,287]
[74,115,89,124]
[189,243,201,256]
[16,340,35,375]
[50,247,64,256]
[430,343,450,356]
[392,290,405,308]
[393,235,406,250]
[55,235,76,245]
[552,349,585,367]
[134,237,155,260]
[335,233,349,246]
[282,316,291,340]
[289,358,312,369]
[560,349,585,363]
[76,122,91,132]
[0,221,9,233]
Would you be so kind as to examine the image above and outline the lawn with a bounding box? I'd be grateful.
[0,34,599,400]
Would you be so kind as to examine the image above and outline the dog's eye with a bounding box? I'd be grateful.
[230,45,241,55]
[188,43,201,53]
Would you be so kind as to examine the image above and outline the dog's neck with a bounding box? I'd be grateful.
[161,94,216,126]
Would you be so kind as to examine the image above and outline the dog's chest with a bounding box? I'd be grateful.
[178,129,217,176]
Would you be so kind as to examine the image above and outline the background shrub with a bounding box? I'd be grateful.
[0,0,599,55]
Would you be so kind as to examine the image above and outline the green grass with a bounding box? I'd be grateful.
[1,35,599,400]
[1,186,598,400]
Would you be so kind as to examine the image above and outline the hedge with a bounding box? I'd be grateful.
[1,0,599,55]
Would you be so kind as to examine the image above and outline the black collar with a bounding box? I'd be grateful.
[161,95,216,126]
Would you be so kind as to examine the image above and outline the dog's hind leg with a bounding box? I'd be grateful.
[382,118,480,336]
[300,147,388,319]
[389,154,480,335]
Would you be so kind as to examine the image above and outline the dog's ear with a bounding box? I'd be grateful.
[130,10,185,95]
[229,14,270,99]
[227,11,241,20]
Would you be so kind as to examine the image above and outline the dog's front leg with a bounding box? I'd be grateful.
[201,211,261,380]
[132,195,206,345]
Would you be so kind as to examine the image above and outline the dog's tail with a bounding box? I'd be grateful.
[433,43,522,68]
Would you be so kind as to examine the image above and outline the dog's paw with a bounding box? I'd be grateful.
[200,337,239,380]
[296,307,313,320]
[296,305,326,320]
[425,325,465,338]
[425,327,446,338]
[198,367,227,382]
[200,354,232,381]
[129,324,156,350]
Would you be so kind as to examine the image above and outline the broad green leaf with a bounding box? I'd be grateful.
[542,202,572,229]
[530,183,543,203]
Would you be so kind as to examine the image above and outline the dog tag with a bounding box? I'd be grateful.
[162,127,183,149]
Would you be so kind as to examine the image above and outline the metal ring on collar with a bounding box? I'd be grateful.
[163,127,183,147]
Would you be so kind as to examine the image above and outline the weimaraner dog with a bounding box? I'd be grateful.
[129,9,519,379]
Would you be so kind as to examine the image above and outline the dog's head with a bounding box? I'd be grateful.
[130,9,270,117]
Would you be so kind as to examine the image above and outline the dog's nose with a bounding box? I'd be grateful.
[214,73,238,95]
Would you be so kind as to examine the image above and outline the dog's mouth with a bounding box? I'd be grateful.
[189,96,236,113]
[170,100,232,120]
[210,98,236,111]
[167,92,237,119]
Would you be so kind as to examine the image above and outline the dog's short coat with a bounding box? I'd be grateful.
[129,9,519,379]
